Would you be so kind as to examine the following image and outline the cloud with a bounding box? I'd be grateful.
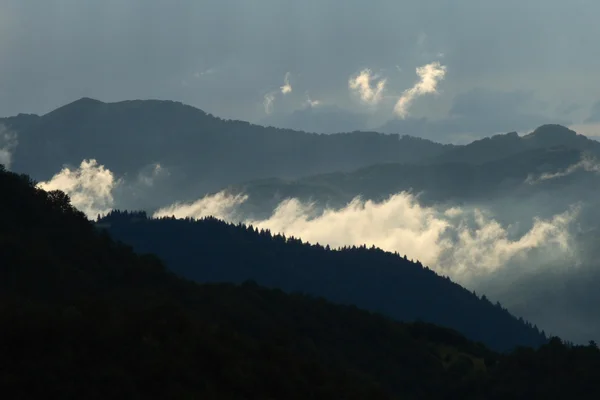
[37,159,120,219]
[526,153,600,184]
[449,88,533,118]
[263,92,276,114]
[153,189,600,342]
[155,191,577,283]
[394,61,447,118]
[261,104,368,134]
[280,72,292,95]
[36,160,179,216]
[0,125,18,170]
[380,88,570,142]
[348,69,386,106]
[154,191,248,221]
[35,160,174,218]
[443,207,576,278]
[4,1,600,126]
[193,68,216,78]
[556,101,582,116]
[305,93,320,108]
[108,162,178,212]
[136,163,170,188]
[585,100,600,123]
[263,73,292,114]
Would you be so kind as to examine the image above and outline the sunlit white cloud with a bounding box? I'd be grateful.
[37,159,120,219]
[348,69,386,106]
[155,191,577,283]
[442,207,576,278]
[263,73,292,113]
[154,191,248,221]
[394,61,447,118]
[280,72,292,95]
[0,124,18,170]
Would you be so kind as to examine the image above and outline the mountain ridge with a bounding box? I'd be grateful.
[99,210,549,352]
[1,97,450,209]
[215,146,586,219]
[2,97,596,213]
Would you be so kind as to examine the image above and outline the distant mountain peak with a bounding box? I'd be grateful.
[76,97,104,104]
[64,97,105,109]
[43,97,105,117]
[525,124,577,139]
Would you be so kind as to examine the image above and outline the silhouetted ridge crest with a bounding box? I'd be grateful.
[526,124,578,138]
[6,98,453,212]
[99,209,549,352]
[433,124,600,165]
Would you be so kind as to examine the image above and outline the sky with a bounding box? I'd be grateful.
[2,0,600,141]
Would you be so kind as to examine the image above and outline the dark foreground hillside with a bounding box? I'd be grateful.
[100,211,547,352]
[4,165,600,399]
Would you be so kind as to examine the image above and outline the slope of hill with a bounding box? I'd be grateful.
[0,163,494,399]
[219,146,585,218]
[1,98,450,190]
[4,165,600,398]
[433,125,600,165]
[99,210,549,352]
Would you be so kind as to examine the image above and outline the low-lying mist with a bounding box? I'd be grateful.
[155,190,578,280]
[40,158,600,343]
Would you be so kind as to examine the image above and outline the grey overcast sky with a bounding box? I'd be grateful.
[2,0,600,139]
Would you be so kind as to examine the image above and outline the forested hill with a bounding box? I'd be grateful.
[0,163,487,399]
[99,210,548,352]
[4,165,600,398]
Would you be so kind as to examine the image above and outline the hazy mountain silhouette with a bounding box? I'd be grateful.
[219,146,585,218]
[433,125,600,165]
[3,98,596,213]
[2,98,450,195]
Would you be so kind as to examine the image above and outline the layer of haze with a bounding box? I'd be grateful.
[41,157,600,342]
[154,191,577,283]
[158,188,600,343]
[3,1,600,140]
